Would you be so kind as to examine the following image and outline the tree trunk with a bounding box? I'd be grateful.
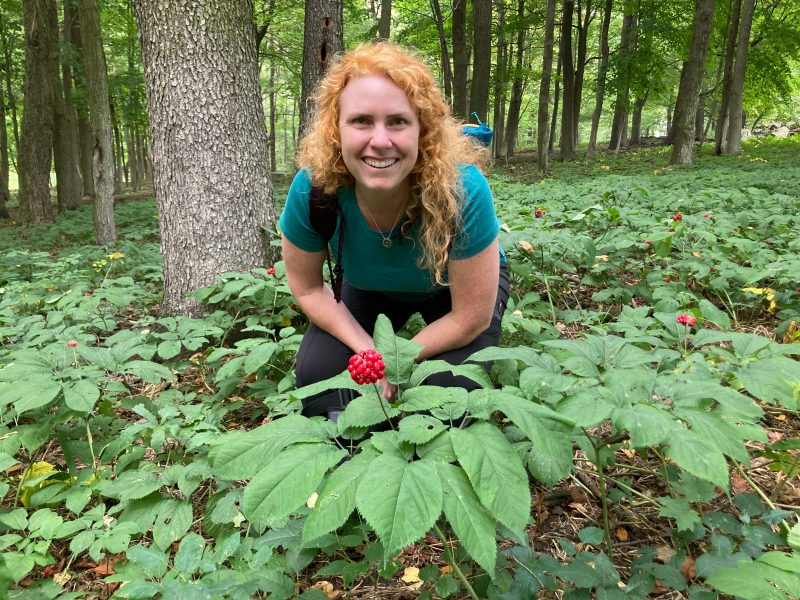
[378,0,391,39]
[572,0,593,148]
[134,0,276,316]
[505,0,526,159]
[79,0,117,245]
[723,0,754,155]
[630,92,647,145]
[492,0,507,159]
[469,0,492,122]
[111,101,125,190]
[430,0,453,102]
[126,0,141,190]
[57,0,84,211]
[609,0,636,152]
[1,13,21,155]
[669,0,715,164]
[299,0,343,137]
[538,0,557,173]
[714,0,740,154]
[268,39,278,171]
[559,0,576,158]
[125,127,139,190]
[694,94,705,140]
[69,6,95,197]
[451,0,469,119]
[18,0,58,224]
[0,82,10,219]
[549,47,561,154]
[587,0,612,156]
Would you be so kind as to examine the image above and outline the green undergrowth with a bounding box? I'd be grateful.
[1,137,799,599]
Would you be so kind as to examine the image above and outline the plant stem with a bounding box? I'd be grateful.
[593,443,613,555]
[373,383,396,431]
[432,523,479,600]
[735,462,777,511]
[86,416,97,470]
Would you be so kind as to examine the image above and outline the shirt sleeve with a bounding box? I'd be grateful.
[450,165,500,260]
[278,169,328,252]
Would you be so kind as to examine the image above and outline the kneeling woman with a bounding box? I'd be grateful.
[280,42,508,419]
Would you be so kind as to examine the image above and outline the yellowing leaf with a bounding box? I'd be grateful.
[401,566,421,583]
[692,251,702,257]
[595,255,609,262]
[518,240,534,253]
[307,492,318,509]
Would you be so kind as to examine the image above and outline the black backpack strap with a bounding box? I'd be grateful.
[309,187,345,302]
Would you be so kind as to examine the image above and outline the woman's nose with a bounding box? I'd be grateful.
[370,125,392,148]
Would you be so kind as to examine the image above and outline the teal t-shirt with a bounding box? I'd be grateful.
[279,165,503,298]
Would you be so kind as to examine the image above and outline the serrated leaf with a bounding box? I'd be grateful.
[174,532,205,574]
[152,500,193,551]
[706,561,790,600]
[374,314,423,385]
[157,340,182,360]
[450,423,530,533]
[63,379,100,412]
[409,360,492,389]
[397,386,450,412]
[209,414,327,480]
[120,360,174,384]
[243,342,278,375]
[104,471,163,501]
[612,404,673,448]
[698,299,731,330]
[438,463,497,574]
[2,379,62,414]
[736,358,800,409]
[337,394,400,430]
[302,452,374,545]
[126,544,169,579]
[355,454,442,559]
[665,427,730,488]
[467,345,542,366]
[398,415,446,444]
[658,496,702,532]
[242,443,345,525]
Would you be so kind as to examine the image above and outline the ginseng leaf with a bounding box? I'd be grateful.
[355,454,442,559]
[373,314,422,385]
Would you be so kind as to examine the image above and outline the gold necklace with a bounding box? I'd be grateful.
[363,202,405,248]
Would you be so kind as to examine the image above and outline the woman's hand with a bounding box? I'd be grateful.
[378,376,397,400]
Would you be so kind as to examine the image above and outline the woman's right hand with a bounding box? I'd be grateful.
[378,377,397,401]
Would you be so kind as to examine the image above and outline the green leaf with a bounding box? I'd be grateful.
[355,454,442,559]
[409,360,492,389]
[126,544,169,579]
[243,342,278,375]
[104,471,163,502]
[373,314,423,385]
[665,427,729,488]
[398,415,446,445]
[3,552,35,582]
[174,532,205,574]
[698,299,731,330]
[736,358,800,409]
[467,345,542,366]
[209,414,327,480]
[450,423,531,534]
[302,452,374,545]
[658,496,702,532]
[337,393,400,430]
[438,463,497,574]
[706,561,792,600]
[1,379,62,414]
[157,339,182,360]
[152,500,193,551]
[242,443,345,525]
[675,408,749,463]
[578,527,605,545]
[28,508,63,540]
[612,404,673,448]
[120,360,175,384]
[397,386,450,412]
[63,379,100,412]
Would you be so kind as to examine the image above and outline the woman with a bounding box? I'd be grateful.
[280,42,508,419]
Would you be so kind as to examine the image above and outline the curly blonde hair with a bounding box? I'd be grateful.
[296,41,487,285]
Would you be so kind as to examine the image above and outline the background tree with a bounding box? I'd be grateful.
[723,0,754,154]
[134,0,276,316]
[0,82,9,218]
[79,0,116,245]
[558,0,576,158]
[669,0,715,164]
[451,0,469,119]
[378,0,391,39]
[469,0,492,122]
[608,0,638,151]
[56,0,83,211]
[504,0,527,159]
[537,0,557,173]
[17,0,58,224]
[587,0,612,156]
[299,0,343,135]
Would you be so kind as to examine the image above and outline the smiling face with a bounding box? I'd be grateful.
[337,75,420,205]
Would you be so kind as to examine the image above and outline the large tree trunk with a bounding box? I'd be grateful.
[572,0,593,148]
[630,92,647,145]
[1,14,21,155]
[714,0,740,154]
[69,6,95,197]
[548,48,561,154]
[609,0,636,152]
[559,0,576,159]
[57,0,84,211]
[537,0,557,173]
[0,82,10,219]
[451,0,469,119]
[587,0,612,156]
[268,39,278,171]
[134,0,276,317]
[505,0,526,159]
[492,1,507,159]
[18,0,58,224]
[378,0,391,39]
[670,0,715,164]
[469,0,492,122]
[299,0,343,137]
[430,0,453,102]
[723,0,754,155]
[79,0,117,246]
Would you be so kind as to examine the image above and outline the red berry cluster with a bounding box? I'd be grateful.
[676,313,697,327]
[347,349,385,385]
[672,213,683,222]
[535,209,545,218]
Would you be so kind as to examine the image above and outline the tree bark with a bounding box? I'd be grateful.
[430,0,453,103]
[572,0,593,147]
[587,0,612,156]
[451,0,469,119]
[559,0,576,158]
[299,0,343,137]
[714,0,740,154]
[69,6,95,197]
[492,0,507,159]
[505,0,526,159]
[609,0,636,152]
[378,0,391,39]
[79,0,117,245]
[0,82,10,219]
[18,0,58,224]
[549,47,561,154]
[723,0,754,155]
[630,92,647,145]
[669,0,715,164]
[538,0,557,173]
[469,0,492,122]
[134,0,276,316]
[1,13,21,155]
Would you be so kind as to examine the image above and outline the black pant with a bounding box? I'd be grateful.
[296,264,510,417]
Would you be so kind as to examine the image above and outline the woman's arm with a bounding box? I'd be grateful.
[410,239,500,361]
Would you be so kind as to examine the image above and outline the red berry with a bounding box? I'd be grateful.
[644,240,653,246]
[676,313,697,327]
[703,213,711,219]
[267,267,276,276]
[347,349,385,384]
[67,340,78,348]
[673,213,683,221]
[535,209,544,218]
